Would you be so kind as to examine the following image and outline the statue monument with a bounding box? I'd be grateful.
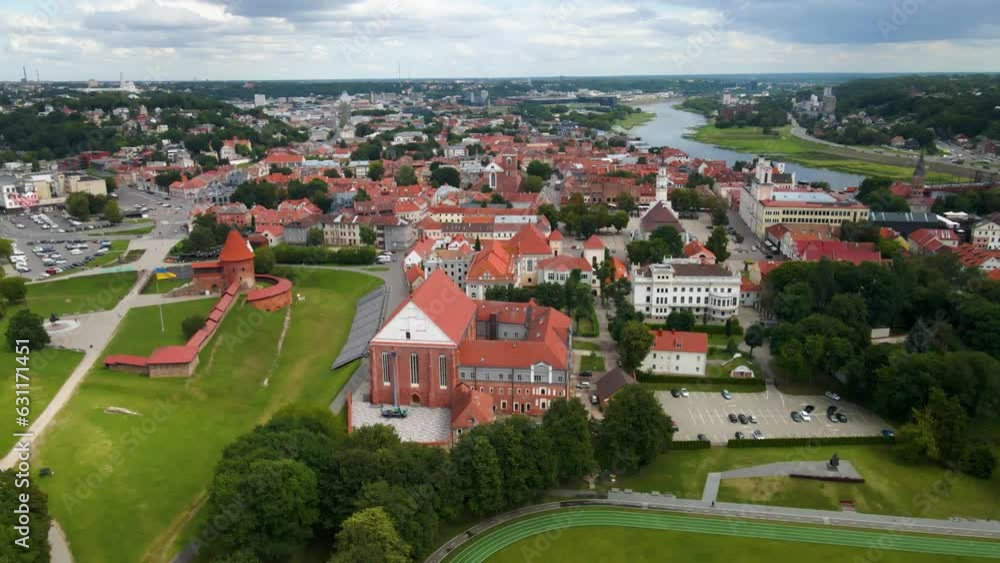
[827,453,840,472]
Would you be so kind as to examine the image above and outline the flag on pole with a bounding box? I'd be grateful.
[155,267,177,280]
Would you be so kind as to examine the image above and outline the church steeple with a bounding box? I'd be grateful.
[913,152,926,192]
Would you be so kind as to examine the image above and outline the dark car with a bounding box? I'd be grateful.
[836,413,848,423]
[826,405,838,415]
[791,411,803,422]
[881,429,895,438]
[728,413,738,423]
[579,371,593,378]
[734,431,745,440]
[697,434,709,441]
[738,414,748,424]
[827,412,839,423]
[804,405,815,413]
[670,388,681,398]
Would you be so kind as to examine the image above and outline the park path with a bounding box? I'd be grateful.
[48,521,73,563]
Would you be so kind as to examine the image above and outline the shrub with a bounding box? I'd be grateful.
[637,373,763,387]
[181,315,205,340]
[5,309,49,350]
[271,244,377,266]
[665,440,711,451]
[960,446,997,479]
[726,436,895,448]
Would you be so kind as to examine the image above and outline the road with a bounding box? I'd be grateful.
[787,116,987,180]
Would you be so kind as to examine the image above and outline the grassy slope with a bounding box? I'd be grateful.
[35,269,381,563]
[486,525,990,563]
[140,278,188,295]
[615,445,1000,520]
[26,271,137,315]
[690,125,955,183]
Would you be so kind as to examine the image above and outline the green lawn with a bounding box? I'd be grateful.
[141,278,189,295]
[573,311,599,337]
[707,356,761,379]
[35,269,381,563]
[0,305,84,453]
[572,340,601,352]
[26,271,137,315]
[615,110,655,130]
[690,125,956,183]
[53,240,130,276]
[479,518,993,563]
[614,445,1000,520]
[580,353,605,372]
[87,222,156,237]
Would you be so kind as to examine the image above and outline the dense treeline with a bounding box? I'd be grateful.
[833,75,1000,141]
[761,254,1000,478]
[272,244,377,266]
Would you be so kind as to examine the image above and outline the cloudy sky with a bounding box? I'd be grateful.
[2,0,1000,81]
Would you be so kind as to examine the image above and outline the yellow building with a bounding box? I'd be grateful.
[739,184,868,238]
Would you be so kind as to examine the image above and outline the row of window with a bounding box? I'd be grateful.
[380,352,449,388]
[653,286,735,294]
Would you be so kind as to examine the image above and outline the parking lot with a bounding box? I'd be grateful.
[658,388,892,444]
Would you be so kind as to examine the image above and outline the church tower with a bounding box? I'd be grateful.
[913,152,926,193]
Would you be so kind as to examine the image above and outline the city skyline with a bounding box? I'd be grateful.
[2,0,1000,81]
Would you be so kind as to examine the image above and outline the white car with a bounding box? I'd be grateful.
[800,410,812,421]
[679,388,689,398]
[825,391,841,401]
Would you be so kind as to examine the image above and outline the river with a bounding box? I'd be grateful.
[630,101,864,188]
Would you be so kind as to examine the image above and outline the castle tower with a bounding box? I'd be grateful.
[913,153,926,193]
[219,230,256,290]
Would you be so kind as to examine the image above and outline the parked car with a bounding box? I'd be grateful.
[737,414,748,424]
[697,434,709,442]
[579,371,593,378]
[791,411,804,422]
[826,405,838,415]
[827,412,839,423]
[825,391,841,401]
[728,413,738,423]
[800,410,812,421]
[748,415,758,424]
[752,429,764,440]
[734,432,745,440]
[803,405,815,413]
[679,388,689,398]
[836,413,848,423]
[577,381,590,389]
[590,394,598,405]
[670,388,681,398]
[881,429,895,438]
[721,389,732,400]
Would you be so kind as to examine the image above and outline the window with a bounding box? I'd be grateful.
[438,355,447,387]
[409,353,419,385]
[405,331,411,340]
[501,400,507,410]
[381,352,391,385]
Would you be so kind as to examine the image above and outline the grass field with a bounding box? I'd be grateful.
[615,110,656,130]
[614,445,1000,520]
[707,356,761,379]
[35,268,381,563]
[26,271,137,315]
[572,340,601,352]
[87,222,156,237]
[690,125,957,183]
[445,508,999,563]
[580,353,605,372]
[53,240,129,276]
[0,304,84,453]
[140,278,189,295]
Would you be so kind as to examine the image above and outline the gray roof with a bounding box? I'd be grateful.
[671,263,733,277]
[596,367,637,402]
[869,211,940,223]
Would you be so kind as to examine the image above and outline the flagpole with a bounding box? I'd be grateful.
[157,272,165,332]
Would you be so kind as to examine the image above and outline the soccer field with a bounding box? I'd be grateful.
[446,508,1000,563]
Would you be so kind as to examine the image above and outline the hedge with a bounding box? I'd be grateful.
[637,373,763,387]
[665,439,711,451]
[272,244,377,265]
[647,323,744,337]
[726,436,895,448]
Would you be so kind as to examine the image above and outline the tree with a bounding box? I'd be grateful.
[927,388,969,465]
[526,160,553,179]
[0,238,12,261]
[104,176,117,193]
[451,435,503,516]
[618,320,654,374]
[711,205,729,226]
[519,175,544,193]
[705,226,730,262]
[329,507,411,563]
[542,398,595,482]
[0,469,50,563]
[211,459,319,560]
[726,338,739,356]
[538,203,559,229]
[394,165,418,186]
[609,210,629,232]
[960,446,997,479]
[772,281,812,323]
[181,315,205,340]
[429,166,461,188]
[473,236,482,251]
[649,226,684,258]
[65,191,91,221]
[0,277,27,304]
[665,310,695,331]
[306,227,325,247]
[597,385,672,472]
[354,481,435,557]
[615,193,637,215]
[354,188,371,202]
[254,246,275,274]
[897,406,939,463]
[743,324,765,358]
[367,160,385,181]
[360,225,377,246]
[324,168,341,178]
[6,310,49,351]
[103,198,123,224]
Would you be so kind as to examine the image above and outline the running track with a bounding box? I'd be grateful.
[448,508,1000,563]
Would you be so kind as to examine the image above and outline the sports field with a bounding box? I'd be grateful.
[445,508,1000,563]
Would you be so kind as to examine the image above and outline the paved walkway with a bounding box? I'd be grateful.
[48,521,73,563]
[719,460,862,481]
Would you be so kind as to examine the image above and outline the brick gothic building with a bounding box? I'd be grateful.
[192,230,257,292]
[368,270,573,430]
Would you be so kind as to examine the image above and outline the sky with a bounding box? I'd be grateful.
[2,0,1000,81]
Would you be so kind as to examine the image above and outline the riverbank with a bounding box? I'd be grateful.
[689,124,956,183]
[615,109,656,130]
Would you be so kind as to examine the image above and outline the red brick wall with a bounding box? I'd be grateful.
[463,382,568,416]
[222,259,255,290]
[369,344,457,409]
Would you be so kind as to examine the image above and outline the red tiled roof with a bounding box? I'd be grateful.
[450,387,495,429]
[408,270,477,344]
[467,244,515,283]
[548,230,563,242]
[405,265,425,284]
[505,224,554,256]
[795,240,881,265]
[248,275,293,303]
[650,330,708,354]
[219,230,254,262]
[583,235,605,250]
[148,346,198,365]
[537,255,592,272]
[683,240,715,259]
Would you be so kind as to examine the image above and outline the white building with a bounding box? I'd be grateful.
[632,259,740,323]
[972,214,1000,250]
[254,94,267,108]
[640,330,708,376]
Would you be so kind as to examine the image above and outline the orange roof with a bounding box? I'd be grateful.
[450,387,495,429]
[537,255,592,272]
[408,270,477,344]
[219,230,254,262]
[583,235,605,250]
[505,224,553,256]
[548,230,563,242]
[683,240,715,259]
[405,265,425,284]
[467,244,515,283]
[650,330,708,354]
